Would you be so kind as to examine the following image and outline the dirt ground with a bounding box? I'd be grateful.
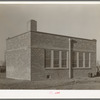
[0,73,100,89]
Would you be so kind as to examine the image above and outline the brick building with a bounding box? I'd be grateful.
[6,20,96,81]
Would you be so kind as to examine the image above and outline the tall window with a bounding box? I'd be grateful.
[72,52,77,67]
[79,52,83,67]
[54,50,59,67]
[62,51,67,67]
[45,50,51,67]
[85,52,89,67]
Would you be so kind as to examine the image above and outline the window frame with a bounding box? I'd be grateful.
[45,49,91,69]
[45,49,69,69]
[73,51,91,69]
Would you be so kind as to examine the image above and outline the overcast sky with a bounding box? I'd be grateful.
[0,4,100,62]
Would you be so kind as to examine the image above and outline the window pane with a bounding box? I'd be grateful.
[45,50,51,58]
[45,50,51,67]
[72,52,77,67]
[79,52,83,67]
[62,51,67,67]
[45,59,51,67]
[54,50,59,67]
[85,52,89,60]
[85,52,89,67]
[85,60,89,67]
[79,60,83,67]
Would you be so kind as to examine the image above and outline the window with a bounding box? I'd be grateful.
[54,50,59,67]
[85,52,89,67]
[45,49,91,69]
[45,50,51,67]
[79,52,83,67]
[72,52,77,67]
[78,52,91,68]
[62,51,67,67]
[45,49,68,68]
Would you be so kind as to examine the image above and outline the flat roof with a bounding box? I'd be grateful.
[7,30,97,42]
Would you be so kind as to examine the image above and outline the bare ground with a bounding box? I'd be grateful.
[0,73,100,89]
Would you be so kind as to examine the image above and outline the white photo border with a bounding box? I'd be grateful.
[0,1,100,98]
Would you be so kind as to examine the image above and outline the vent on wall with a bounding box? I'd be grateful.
[47,75,51,79]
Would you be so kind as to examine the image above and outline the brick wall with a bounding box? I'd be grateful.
[31,31,96,80]
[31,32,69,50]
[31,48,69,81]
[31,48,45,81]
[6,32,31,80]
[6,30,96,81]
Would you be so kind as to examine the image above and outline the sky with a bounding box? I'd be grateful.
[0,4,100,63]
